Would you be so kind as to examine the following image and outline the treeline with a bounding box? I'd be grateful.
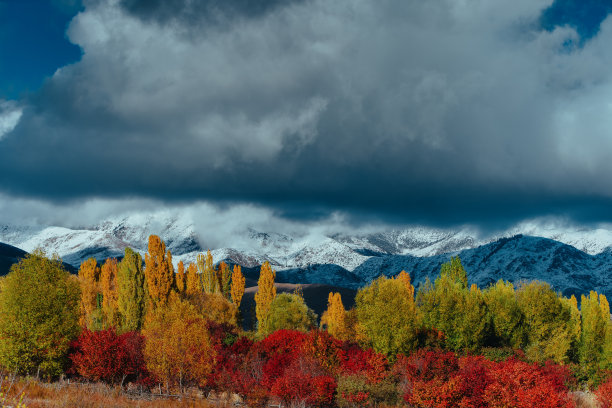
[1,235,612,407]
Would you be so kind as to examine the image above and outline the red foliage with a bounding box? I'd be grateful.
[69,328,148,384]
[339,344,388,383]
[483,358,574,408]
[269,356,336,407]
[597,375,612,408]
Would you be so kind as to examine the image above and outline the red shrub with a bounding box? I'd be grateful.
[270,356,336,407]
[596,375,612,408]
[483,358,574,408]
[69,328,148,384]
[340,344,388,383]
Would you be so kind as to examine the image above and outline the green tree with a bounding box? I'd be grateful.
[516,281,574,364]
[117,247,146,332]
[417,258,490,352]
[483,280,526,348]
[259,293,317,336]
[579,291,609,381]
[0,251,80,377]
[356,276,420,357]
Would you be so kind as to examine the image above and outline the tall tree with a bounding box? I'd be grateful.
[259,293,317,336]
[0,251,80,377]
[100,258,119,328]
[483,280,526,348]
[230,264,245,308]
[396,270,415,300]
[255,261,276,331]
[356,276,420,357]
[580,291,609,381]
[219,261,232,299]
[117,248,146,332]
[175,261,186,295]
[185,262,201,296]
[197,250,218,294]
[321,292,350,341]
[78,258,102,329]
[144,235,175,310]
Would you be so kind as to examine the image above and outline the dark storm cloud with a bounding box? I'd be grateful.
[2,0,612,227]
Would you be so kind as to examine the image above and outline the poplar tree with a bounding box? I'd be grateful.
[175,261,186,295]
[322,292,349,341]
[186,262,201,296]
[255,261,276,331]
[483,280,526,348]
[230,264,245,308]
[117,247,146,332]
[78,258,101,329]
[100,258,119,328]
[144,235,175,310]
[219,261,232,299]
[396,270,415,300]
[580,291,609,381]
[197,250,217,294]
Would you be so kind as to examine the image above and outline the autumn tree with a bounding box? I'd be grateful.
[100,258,119,328]
[396,270,415,300]
[356,276,419,357]
[0,251,80,377]
[144,235,175,309]
[260,293,317,336]
[580,291,610,382]
[117,248,146,332]
[321,292,350,341]
[143,294,214,391]
[78,258,102,329]
[186,292,239,327]
[175,261,186,295]
[185,262,201,296]
[230,264,245,308]
[483,280,526,348]
[516,281,575,364]
[198,250,218,294]
[219,261,232,299]
[255,261,277,332]
[417,258,489,352]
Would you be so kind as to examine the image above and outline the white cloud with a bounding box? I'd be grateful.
[0,101,22,141]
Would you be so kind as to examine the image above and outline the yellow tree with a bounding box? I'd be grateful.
[255,261,276,331]
[185,262,201,296]
[396,270,415,300]
[230,264,245,308]
[78,258,101,328]
[144,235,175,309]
[100,258,119,328]
[197,250,218,294]
[321,292,350,341]
[175,261,186,295]
[143,295,214,392]
[219,262,232,299]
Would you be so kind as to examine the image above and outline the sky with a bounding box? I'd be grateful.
[1,0,612,233]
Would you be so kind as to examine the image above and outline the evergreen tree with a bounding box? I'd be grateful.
[117,248,146,332]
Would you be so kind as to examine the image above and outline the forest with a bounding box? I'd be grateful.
[1,234,612,408]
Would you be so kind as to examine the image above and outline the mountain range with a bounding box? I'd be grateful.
[1,212,612,299]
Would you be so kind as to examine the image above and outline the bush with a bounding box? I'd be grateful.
[69,327,147,385]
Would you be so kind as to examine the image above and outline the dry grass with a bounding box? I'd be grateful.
[573,391,601,408]
[2,379,226,408]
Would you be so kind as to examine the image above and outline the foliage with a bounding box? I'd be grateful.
[483,280,526,349]
[185,262,201,296]
[78,258,102,330]
[597,374,612,408]
[186,292,238,327]
[417,260,490,352]
[230,264,245,308]
[322,292,352,341]
[175,261,186,295]
[259,293,316,336]
[197,250,217,294]
[254,261,276,332]
[516,281,575,364]
[69,328,147,384]
[100,258,119,328]
[0,251,80,378]
[116,247,146,333]
[144,235,175,310]
[356,276,419,357]
[579,291,611,383]
[218,262,232,300]
[142,295,214,390]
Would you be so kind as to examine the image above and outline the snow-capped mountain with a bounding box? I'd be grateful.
[1,212,612,298]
